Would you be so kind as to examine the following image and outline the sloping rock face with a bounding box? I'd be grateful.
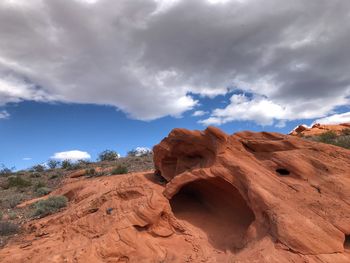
[1,127,350,262]
[290,123,350,136]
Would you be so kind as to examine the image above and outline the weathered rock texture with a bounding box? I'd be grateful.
[1,127,350,262]
[155,127,350,262]
[290,123,350,136]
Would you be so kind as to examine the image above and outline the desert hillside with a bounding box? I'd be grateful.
[0,127,350,262]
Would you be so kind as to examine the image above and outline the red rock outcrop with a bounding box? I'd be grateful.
[1,127,350,262]
[155,127,350,261]
[290,123,350,136]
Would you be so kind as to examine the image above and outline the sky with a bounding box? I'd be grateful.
[0,0,350,170]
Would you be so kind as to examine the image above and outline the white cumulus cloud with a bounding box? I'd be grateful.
[200,93,349,126]
[51,150,91,161]
[192,110,209,117]
[313,112,350,125]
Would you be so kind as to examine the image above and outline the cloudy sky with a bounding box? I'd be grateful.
[0,0,349,169]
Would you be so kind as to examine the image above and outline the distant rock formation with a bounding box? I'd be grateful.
[1,127,350,262]
[290,122,350,136]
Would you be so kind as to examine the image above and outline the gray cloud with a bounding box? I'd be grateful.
[0,0,349,123]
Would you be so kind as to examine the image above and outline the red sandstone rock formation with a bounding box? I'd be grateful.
[290,123,350,136]
[1,127,350,262]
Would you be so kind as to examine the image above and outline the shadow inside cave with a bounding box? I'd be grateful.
[170,177,255,252]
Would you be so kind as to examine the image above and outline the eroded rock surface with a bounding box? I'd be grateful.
[290,123,350,136]
[155,127,350,261]
[1,127,350,262]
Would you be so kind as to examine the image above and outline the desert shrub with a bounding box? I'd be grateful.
[7,176,31,188]
[341,128,350,136]
[34,181,46,191]
[98,150,119,161]
[8,211,17,220]
[111,165,128,175]
[313,130,350,149]
[32,164,46,173]
[15,171,26,176]
[0,222,19,236]
[32,196,68,217]
[69,164,82,170]
[127,149,138,157]
[49,174,60,180]
[30,172,41,178]
[61,160,81,171]
[0,165,14,177]
[334,136,350,149]
[77,159,91,166]
[61,160,73,170]
[85,168,108,177]
[36,187,52,196]
[48,160,60,169]
[317,131,337,143]
[3,194,24,208]
[85,168,96,177]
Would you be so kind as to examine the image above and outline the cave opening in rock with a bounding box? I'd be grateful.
[345,235,350,249]
[276,168,290,176]
[170,177,255,252]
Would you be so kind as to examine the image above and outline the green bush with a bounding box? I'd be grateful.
[85,168,108,177]
[111,165,128,175]
[98,150,119,161]
[8,211,17,220]
[61,160,81,170]
[127,149,138,157]
[32,164,46,173]
[0,221,19,236]
[49,174,60,180]
[3,194,24,208]
[77,159,91,166]
[32,196,68,218]
[85,168,96,177]
[61,160,73,169]
[36,187,52,196]
[30,172,42,178]
[317,131,337,143]
[7,176,31,188]
[34,181,46,191]
[334,136,350,149]
[313,130,350,150]
[0,164,14,177]
[48,160,60,169]
[0,211,2,220]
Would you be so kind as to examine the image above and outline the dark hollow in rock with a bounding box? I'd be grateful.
[170,177,255,252]
[345,235,350,249]
[276,168,290,176]
[133,225,150,232]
